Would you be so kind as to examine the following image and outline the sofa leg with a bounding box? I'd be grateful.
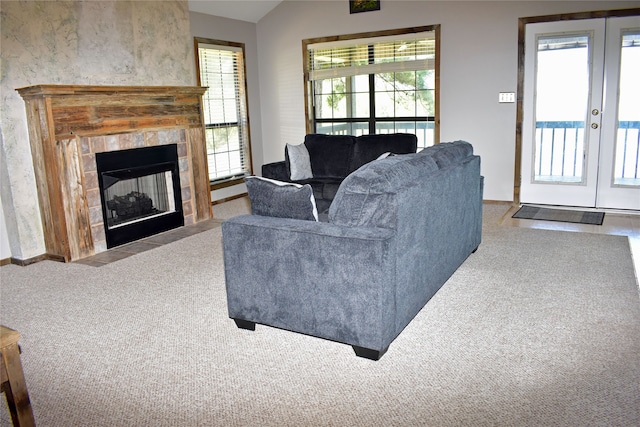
[352,345,388,361]
[472,245,479,253]
[233,318,256,331]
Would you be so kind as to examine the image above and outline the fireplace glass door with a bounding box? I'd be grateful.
[96,145,184,248]
[103,169,176,228]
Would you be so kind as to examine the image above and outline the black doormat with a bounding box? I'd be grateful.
[512,205,605,225]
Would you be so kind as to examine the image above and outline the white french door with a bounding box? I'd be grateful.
[598,17,640,209]
[521,16,640,210]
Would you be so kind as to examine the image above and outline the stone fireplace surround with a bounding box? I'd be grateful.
[17,85,212,262]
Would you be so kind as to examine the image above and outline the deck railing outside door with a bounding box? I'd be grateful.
[534,120,639,185]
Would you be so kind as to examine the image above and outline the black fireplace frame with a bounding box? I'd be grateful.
[96,144,184,249]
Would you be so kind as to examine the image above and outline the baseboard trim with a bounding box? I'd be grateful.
[8,253,66,267]
[212,193,248,206]
[210,197,511,207]
[483,199,514,205]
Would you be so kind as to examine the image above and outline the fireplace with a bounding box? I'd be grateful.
[17,85,212,262]
[97,145,184,248]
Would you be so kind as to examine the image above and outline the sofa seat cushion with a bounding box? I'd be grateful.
[292,177,343,215]
[349,133,418,173]
[294,177,342,196]
[245,176,318,221]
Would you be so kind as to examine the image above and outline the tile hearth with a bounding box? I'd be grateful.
[74,218,222,267]
[73,196,250,266]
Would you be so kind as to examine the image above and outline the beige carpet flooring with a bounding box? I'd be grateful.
[1,203,639,426]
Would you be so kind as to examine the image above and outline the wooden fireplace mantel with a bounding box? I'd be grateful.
[17,84,212,262]
[17,84,208,139]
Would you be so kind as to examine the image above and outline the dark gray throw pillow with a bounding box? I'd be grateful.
[245,176,318,221]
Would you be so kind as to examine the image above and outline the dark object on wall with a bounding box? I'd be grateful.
[350,0,380,14]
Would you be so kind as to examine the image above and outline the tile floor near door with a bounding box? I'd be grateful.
[498,203,640,284]
[500,204,640,238]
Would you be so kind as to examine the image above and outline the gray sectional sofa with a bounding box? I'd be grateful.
[222,140,483,360]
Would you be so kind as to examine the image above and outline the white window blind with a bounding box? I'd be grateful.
[307,31,436,81]
[197,42,251,182]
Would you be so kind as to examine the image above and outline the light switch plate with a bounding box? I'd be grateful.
[499,92,515,103]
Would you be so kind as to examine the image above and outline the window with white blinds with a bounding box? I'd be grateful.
[304,27,439,149]
[308,32,436,80]
[196,38,252,183]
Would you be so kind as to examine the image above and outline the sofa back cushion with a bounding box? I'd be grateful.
[349,133,417,173]
[329,141,474,229]
[303,134,356,179]
[427,141,475,169]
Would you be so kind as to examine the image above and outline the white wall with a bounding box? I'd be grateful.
[0,196,11,260]
[0,130,13,260]
[255,0,639,202]
[189,11,263,202]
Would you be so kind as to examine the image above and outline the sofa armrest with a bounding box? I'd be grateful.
[262,161,289,182]
[221,214,396,351]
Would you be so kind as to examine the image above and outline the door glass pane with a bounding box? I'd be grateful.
[534,34,589,183]
[613,31,640,186]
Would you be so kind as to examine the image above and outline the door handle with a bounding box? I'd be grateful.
[591,123,599,129]
[592,109,599,116]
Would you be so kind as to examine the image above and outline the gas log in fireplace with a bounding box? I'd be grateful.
[97,144,183,248]
[18,85,212,262]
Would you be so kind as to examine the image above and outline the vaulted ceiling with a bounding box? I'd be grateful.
[188,1,283,23]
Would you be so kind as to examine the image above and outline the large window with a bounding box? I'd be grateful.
[195,38,252,186]
[303,26,439,149]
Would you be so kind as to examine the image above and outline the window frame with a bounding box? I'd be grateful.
[302,25,440,145]
[194,37,253,191]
